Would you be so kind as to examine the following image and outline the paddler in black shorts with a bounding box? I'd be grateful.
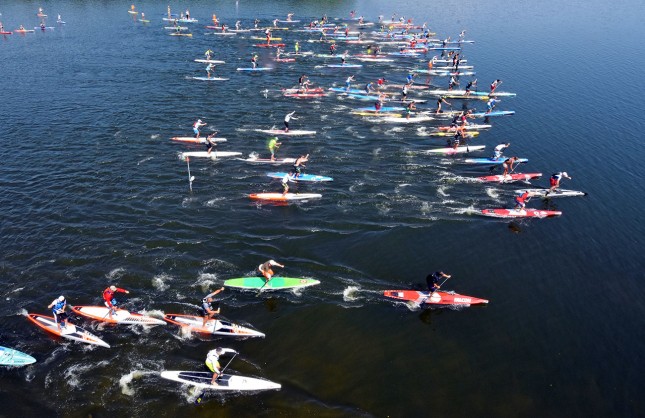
[205,133,218,155]
[502,156,520,176]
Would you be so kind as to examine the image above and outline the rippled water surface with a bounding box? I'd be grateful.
[0,0,644,416]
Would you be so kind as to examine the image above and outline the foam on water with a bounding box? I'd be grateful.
[152,273,174,292]
[342,285,361,302]
[119,370,157,396]
[485,187,502,200]
[106,268,126,281]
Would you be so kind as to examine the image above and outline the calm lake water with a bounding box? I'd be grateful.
[0,0,643,416]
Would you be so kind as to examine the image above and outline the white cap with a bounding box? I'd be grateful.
[562,172,569,178]
[58,296,65,302]
[110,285,117,291]
[197,119,202,123]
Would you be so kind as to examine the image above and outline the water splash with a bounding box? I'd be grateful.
[342,286,361,302]
[152,273,174,291]
[106,268,126,281]
[119,370,157,396]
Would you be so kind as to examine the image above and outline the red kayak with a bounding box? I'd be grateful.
[254,43,285,48]
[481,208,562,218]
[478,173,542,183]
[384,290,488,306]
[0,31,12,35]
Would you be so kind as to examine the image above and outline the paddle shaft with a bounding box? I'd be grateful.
[421,276,451,304]
[196,352,238,404]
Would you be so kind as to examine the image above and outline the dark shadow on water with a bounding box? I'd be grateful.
[264,297,279,312]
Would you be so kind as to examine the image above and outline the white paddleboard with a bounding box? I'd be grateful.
[517,188,587,198]
[180,151,242,160]
[376,116,434,123]
[194,59,226,64]
[160,371,281,391]
[254,129,316,136]
[27,314,110,348]
[71,306,166,325]
[426,145,486,154]
[192,76,230,81]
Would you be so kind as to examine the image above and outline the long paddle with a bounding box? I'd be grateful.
[419,275,452,305]
[256,278,271,296]
[195,352,239,404]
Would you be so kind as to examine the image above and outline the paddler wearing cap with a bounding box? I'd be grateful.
[102,285,130,318]
[206,347,237,384]
[548,172,571,194]
[268,137,281,161]
[193,118,207,139]
[47,295,69,331]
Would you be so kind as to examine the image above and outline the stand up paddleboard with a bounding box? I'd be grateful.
[171,137,227,144]
[437,124,492,131]
[429,131,480,138]
[477,173,542,183]
[463,157,528,165]
[194,59,226,64]
[180,151,242,160]
[249,193,322,201]
[237,67,272,72]
[426,145,485,154]
[160,371,281,391]
[267,172,333,182]
[27,314,110,348]
[429,89,516,97]
[470,111,515,117]
[0,346,36,366]
[71,306,166,325]
[516,189,588,198]
[255,129,316,136]
[192,76,230,81]
[374,116,433,123]
[163,314,264,337]
[383,290,489,306]
[240,157,297,164]
[481,209,562,218]
[224,277,320,290]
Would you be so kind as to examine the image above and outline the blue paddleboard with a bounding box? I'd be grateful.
[463,157,528,164]
[267,172,333,182]
[0,346,36,366]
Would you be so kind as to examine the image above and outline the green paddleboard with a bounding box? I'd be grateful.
[224,277,320,290]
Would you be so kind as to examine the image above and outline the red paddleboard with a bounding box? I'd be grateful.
[254,43,285,48]
[0,31,12,35]
[477,173,542,183]
[249,193,322,201]
[481,208,562,218]
[383,290,488,306]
